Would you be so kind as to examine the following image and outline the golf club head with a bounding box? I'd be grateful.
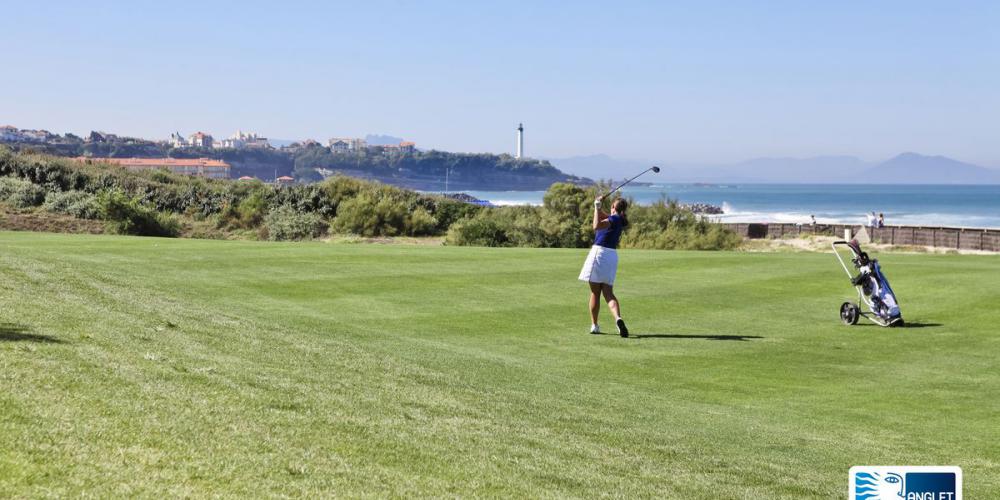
[651,166,661,173]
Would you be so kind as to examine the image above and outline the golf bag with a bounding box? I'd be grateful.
[833,239,904,327]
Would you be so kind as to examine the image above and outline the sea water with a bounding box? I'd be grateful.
[459,184,1000,229]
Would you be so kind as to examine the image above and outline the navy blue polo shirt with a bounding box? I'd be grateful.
[595,214,625,249]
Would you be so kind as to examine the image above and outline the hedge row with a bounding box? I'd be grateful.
[0,147,739,249]
[444,183,741,250]
[0,147,478,239]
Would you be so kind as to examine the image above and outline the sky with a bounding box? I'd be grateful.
[1,0,998,165]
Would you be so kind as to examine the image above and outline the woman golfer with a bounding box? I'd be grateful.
[579,197,629,337]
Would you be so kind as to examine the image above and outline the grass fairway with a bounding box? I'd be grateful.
[1,232,998,497]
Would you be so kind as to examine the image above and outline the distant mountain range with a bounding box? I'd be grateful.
[549,153,1000,184]
[871,153,1000,184]
[365,134,406,146]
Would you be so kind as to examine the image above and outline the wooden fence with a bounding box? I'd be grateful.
[718,223,1000,252]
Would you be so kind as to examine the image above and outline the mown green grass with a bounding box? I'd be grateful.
[1,231,997,497]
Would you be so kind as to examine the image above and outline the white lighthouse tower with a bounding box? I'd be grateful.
[516,123,524,159]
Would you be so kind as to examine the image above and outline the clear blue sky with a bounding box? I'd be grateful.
[2,1,997,165]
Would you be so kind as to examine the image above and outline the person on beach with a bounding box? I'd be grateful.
[867,211,877,227]
[878,213,885,227]
[810,214,817,225]
[579,197,630,338]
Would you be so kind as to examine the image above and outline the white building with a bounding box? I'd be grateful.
[0,125,20,142]
[4,128,52,143]
[328,137,367,153]
[169,132,188,148]
[188,131,213,148]
[217,130,270,149]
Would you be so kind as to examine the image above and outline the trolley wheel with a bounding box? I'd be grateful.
[840,302,860,325]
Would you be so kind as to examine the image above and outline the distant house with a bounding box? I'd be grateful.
[78,157,231,179]
[217,137,239,149]
[188,132,214,148]
[218,130,271,149]
[328,137,366,153]
[275,175,295,185]
[29,129,52,141]
[244,136,270,148]
[5,128,54,143]
[0,125,19,142]
[169,132,188,148]
[329,140,349,153]
[371,141,417,156]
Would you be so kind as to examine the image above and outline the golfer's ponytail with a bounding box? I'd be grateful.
[612,198,628,227]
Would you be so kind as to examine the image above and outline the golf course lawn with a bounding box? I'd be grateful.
[1,231,997,497]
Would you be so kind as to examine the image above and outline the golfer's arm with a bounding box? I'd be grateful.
[593,208,610,230]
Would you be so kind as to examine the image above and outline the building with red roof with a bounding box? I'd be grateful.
[78,157,231,179]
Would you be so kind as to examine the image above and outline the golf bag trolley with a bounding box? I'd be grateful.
[832,239,904,327]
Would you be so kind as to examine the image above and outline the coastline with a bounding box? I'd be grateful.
[457,183,1000,229]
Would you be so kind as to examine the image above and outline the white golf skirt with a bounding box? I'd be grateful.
[578,245,618,286]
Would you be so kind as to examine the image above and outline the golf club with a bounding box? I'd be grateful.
[601,166,661,200]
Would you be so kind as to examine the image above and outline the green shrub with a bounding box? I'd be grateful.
[445,211,512,247]
[149,169,175,184]
[445,206,577,248]
[217,189,271,230]
[621,199,741,250]
[331,190,406,236]
[331,185,438,237]
[543,182,595,221]
[96,189,179,237]
[320,176,366,208]
[237,190,269,226]
[43,190,100,219]
[541,182,603,247]
[408,207,439,235]
[447,186,740,250]
[263,205,328,241]
[0,176,47,208]
[420,196,482,233]
[270,184,335,217]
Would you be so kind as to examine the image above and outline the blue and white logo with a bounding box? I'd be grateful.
[851,466,962,500]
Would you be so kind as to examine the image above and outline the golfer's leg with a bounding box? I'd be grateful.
[603,285,629,337]
[588,282,602,325]
[602,285,621,320]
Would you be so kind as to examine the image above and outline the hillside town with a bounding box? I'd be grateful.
[0,123,579,191]
[0,125,420,180]
[168,130,272,150]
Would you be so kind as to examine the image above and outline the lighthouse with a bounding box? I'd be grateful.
[516,123,524,159]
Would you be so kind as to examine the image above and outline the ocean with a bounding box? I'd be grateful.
[459,184,1000,229]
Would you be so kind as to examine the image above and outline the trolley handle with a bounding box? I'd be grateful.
[830,241,856,278]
